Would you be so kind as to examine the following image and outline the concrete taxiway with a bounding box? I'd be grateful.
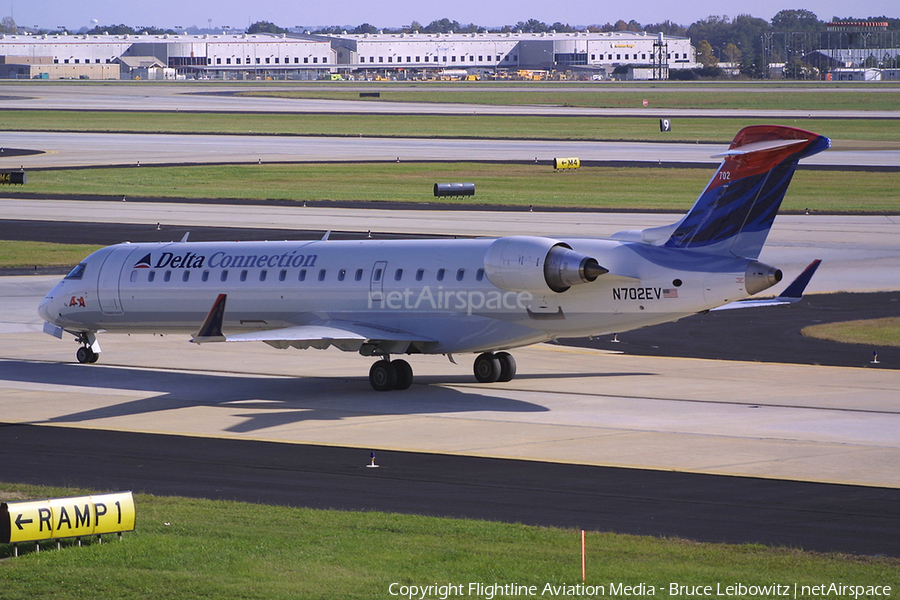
[3,275,899,489]
[2,131,897,169]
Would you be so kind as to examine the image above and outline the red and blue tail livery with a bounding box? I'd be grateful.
[664,125,830,259]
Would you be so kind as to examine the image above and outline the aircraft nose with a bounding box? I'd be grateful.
[38,283,65,325]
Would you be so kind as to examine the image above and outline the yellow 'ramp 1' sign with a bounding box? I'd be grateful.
[1,491,135,544]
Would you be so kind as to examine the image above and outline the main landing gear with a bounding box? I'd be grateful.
[368,351,518,391]
[473,351,516,383]
[368,359,413,392]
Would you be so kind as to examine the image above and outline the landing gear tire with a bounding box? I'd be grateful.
[392,359,413,390]
[369,360,397,392]
[495,351,517,382]
[76,346,98,364]
[473,352,502,383]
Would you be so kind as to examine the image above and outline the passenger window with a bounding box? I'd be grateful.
[221,270,228,282]
[416,269,424,281]
[394,268,403,281]
[456,268,465,281]
[148,271,156,282]
[202,270,210,282]
[299,269,307,281]
[437,268,445,281]
[260,270,267,282]
[373,268,382,281]
[355,269,363,281]
[65,263,87,280]
[279,269,287,282]
[164,271,172,282]
[476,268,484,281]
[240,270,248,282]
[130,271,137,283]
[182,271,190,282]
[318,269,326,281]
[338,269,346,281]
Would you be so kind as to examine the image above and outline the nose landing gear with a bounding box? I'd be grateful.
[74,332,100,364]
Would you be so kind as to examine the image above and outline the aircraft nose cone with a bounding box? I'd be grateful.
[38,294,55,323]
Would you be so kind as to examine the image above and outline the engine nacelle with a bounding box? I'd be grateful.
[745,260,783,295]
[484,236,608,294]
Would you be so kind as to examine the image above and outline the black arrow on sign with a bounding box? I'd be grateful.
[15,513,33,530]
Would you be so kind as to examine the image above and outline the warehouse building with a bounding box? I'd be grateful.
[324,30,695,79]
[0,30,694,80]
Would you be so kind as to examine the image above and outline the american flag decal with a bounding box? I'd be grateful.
[663,289,678,299]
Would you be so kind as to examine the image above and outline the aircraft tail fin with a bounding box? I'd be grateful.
[662,125,830,259]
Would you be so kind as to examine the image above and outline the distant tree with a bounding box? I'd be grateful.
[771,9,823,31]
[626,20,643,32]
[313,25,343,34]
[614,20,629,31]
[137,26,176,35]
[87,23,137,35]
[247,21,289,34]
[406,20,424,32]
[696,40,718,67]
[687,15,731,51]
[0,16,16,34]
[423,18,462,33]
[550,22,577,33]
[644,20,688,37]
[350,23,378,34]
[722,42,742,63]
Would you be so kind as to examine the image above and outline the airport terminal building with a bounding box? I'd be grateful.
[0,30,695,80]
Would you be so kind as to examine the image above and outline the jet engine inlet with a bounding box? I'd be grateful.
[484,236,608,294]
[745,261,783,295]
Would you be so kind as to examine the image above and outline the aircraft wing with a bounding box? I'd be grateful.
[712,259,821,311]
[191,294,433,353]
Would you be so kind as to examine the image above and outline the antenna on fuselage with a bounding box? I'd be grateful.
[180,232,190,243]
[321,230,331,241]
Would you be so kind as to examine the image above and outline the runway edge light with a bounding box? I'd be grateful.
[1,491,135,555]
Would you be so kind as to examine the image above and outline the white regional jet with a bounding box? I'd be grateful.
[39,125,830,391]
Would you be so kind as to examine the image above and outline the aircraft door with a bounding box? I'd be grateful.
[97,246,138,315]
[369,261,387,307]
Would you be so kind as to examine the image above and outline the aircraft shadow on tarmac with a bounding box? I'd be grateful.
[1,360,648,434]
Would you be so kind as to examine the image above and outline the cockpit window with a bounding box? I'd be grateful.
[65,263,87,280]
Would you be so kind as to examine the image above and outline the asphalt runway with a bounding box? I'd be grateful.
[3,423,899,557]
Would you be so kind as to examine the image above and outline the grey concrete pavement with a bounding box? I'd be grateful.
[3,275,899,488]
[2,131,896,169]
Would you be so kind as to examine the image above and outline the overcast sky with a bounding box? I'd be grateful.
[11,0,898,32]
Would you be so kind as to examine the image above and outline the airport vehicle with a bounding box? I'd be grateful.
[38,125,830,391]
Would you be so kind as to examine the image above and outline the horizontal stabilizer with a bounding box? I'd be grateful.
[712,259,821,311]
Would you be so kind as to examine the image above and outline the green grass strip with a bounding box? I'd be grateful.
[1,483,896,600]
[24,163,900,213]
[238,87,900,111]
[3,110,899,144]
[802,317,900,348]
[0,240,103,268]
